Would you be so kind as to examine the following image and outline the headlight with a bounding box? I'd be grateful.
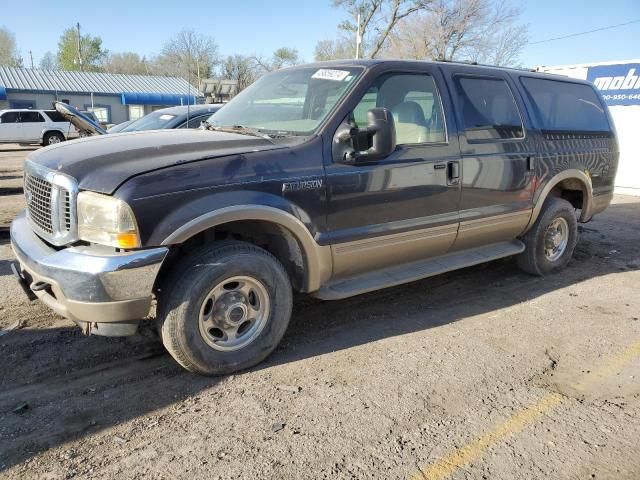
[77,191,140,248]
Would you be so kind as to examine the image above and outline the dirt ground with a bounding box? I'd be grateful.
[1,145,639,480]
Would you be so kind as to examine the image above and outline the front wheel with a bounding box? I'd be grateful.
[157,241,292,375]
[517,197,578,276]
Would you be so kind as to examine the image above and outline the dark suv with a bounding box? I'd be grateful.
[10,60,618,375]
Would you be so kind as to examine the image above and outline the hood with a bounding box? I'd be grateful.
[27,129,284,194]
[54,101,108,135]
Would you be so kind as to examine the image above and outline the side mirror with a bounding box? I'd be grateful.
[364,107,396,159]
[334,107,396,164]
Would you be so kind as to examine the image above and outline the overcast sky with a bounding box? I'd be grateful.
[3,0,639,69]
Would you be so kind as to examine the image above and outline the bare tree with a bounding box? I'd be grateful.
[103,52,150,75]
[222,54,259,91]
[39,51,58,70]
[0,27,23,67]
[314,37,355,61]
[331,0,432,58]
[382,0,528,66]
[254,47,301,72]
[154,29,220,84]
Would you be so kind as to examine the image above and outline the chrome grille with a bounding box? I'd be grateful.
[23,160,78,246]
[24,173,54,234]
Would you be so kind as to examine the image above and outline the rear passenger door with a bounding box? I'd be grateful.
[445,68,537,251]
[18,111,45,142]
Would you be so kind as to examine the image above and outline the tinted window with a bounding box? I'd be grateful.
[520,77,610,133]
[19,112,44,123]
[454,76,523,141]
[44,110,67,122]
[184,114,209,128]
[0,112,19,123]
[351,73,446,145]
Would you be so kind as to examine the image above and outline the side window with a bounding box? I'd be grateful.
[186,115,207,128]
[44,110,67,122]
[353,88,378,127]
[178,115,208,129]
[519,77,610,133]
[19,112,44,123]
[454,76,524,141]
[0,112,19,123]
[351,73,446,145]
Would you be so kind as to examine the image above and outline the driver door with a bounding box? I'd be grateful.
[324,68,462,279]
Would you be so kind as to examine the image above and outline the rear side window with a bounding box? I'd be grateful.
[520,77,610,133]
[454,76,524,141]
[44,110,67,122]
[19,112,44,123]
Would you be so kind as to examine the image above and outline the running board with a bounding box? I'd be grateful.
[313,240,525,300]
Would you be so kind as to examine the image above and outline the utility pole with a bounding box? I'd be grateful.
[75,22,84,71]
[28,51,34,69]
[355,12,362,59]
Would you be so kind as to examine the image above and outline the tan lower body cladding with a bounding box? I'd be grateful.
[330,210,532,279]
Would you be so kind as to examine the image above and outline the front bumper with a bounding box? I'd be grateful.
[10,212,168,335]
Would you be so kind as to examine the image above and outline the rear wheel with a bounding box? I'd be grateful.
[43,132,64,146]
[157,241,292,375]
[517,197,578,275]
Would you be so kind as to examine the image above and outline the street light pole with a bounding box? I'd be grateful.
[355,13,362,59]
[76,22,84,72]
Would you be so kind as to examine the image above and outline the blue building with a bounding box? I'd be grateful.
[0,66,201,125]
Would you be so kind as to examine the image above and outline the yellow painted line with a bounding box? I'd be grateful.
[411,340,640,480]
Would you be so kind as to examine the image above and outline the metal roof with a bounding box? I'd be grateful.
[0,66,200,96]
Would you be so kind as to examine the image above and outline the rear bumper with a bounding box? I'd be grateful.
[10,212,168,334]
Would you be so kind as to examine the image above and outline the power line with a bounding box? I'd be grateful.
[528,19,640,45]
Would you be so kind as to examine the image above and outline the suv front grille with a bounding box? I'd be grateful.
[23,161,78,246]
[25,173,55,234]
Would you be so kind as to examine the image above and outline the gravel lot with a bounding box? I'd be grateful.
[1,145,639,479]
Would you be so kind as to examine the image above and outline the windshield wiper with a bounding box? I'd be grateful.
[202,122,272,139]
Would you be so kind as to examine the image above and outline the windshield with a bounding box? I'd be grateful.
[206,66,363,135]
[121,111,178,132]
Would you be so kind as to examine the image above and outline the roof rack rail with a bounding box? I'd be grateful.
[434,58,533,73]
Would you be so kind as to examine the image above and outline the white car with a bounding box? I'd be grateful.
[0,109,80,146]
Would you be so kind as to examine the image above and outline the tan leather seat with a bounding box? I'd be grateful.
[391,101,431,144]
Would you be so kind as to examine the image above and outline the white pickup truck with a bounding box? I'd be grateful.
[0,109,80,146]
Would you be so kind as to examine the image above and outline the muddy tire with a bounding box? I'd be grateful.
[517,197,578,276]
[157,241,292,375]
[43,131,64,146]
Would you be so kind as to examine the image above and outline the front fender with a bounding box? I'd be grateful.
[143,192,331,293]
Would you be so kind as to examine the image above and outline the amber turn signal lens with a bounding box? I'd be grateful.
[116,233,140,249]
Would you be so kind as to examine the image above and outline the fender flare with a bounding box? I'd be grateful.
[40,128,66,142]
[160,205,332,292]
[526,169,594,230]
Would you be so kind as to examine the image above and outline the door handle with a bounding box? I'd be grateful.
[448,161,460,185]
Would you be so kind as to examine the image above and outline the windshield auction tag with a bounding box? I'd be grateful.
[312,69,351,81]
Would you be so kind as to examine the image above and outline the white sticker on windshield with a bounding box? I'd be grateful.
[312,69,351,81]
[159,114,175,120]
